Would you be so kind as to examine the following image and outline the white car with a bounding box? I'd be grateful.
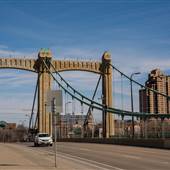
[34,133,53,147]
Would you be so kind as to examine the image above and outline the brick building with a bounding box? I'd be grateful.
[139,69,170,114]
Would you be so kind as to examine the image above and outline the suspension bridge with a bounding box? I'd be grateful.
[0,48,170,139]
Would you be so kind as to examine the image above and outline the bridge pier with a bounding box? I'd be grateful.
[36,49,52,134]
[102,52,114,138]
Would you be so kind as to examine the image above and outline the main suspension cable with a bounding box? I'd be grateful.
[42,59,103,110]
[29,73,40,131]
[49,60,104,108]
[108,63,170,99]
[43,59,170,118]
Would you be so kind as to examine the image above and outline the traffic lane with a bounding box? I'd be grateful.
[18,142,110,170]
[56,142,170,162]
[26,143,123,170]
[41,142,170,170]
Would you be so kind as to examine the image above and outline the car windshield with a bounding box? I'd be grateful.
[38,133,49,137]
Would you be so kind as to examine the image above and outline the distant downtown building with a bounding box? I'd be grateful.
[139,69,170,114]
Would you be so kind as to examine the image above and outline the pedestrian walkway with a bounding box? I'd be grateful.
[0,143,98,170]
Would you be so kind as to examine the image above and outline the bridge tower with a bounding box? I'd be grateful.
[34,49,114,137]
[36,49,52,134]
[102,52,114,138]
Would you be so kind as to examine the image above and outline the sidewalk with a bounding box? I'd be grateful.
[0,143,98,170]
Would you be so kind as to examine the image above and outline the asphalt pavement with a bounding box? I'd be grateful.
[31,142,170,170]
[1,142,170,170]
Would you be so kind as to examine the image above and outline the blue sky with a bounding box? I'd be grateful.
[0,0,170,125]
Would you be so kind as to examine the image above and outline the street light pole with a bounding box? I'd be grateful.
[130,72,141,138]
[19,120,26,126]
[45,103,47,133]
[25,114,31,128]
[52,98,57,168]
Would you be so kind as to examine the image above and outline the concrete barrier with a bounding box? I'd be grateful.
[57,138,170,149]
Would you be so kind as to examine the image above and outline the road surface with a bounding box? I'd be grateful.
[0,143,103,170]
[1,142,170,170]
[29,142,170,170]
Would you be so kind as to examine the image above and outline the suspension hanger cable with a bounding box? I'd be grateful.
[49,59,170,118]
[49,59,148,114]
[72,96,75,115]
[112,68,115,108]
[84,75,102,126]
[81,101,84,129]
[121,74,124,113]
[49,60,104,108]
[43,60,103,110]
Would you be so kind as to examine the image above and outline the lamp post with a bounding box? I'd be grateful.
[65,101,72,138]
[25,114,31,128]
[45,103,47,133]
[130,72,141,138]
[19,120,26,126]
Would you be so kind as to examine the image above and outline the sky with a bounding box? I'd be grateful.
[0,0,170,125]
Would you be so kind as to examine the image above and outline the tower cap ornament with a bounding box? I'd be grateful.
[38,48,52,58]
[102,51,111,61]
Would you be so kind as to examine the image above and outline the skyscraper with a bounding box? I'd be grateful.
[139,69,170,114]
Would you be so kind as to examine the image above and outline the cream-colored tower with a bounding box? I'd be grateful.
[37,49,52,134]
[102,52,114,138]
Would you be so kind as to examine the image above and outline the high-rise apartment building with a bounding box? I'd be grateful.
[139,69,170,114]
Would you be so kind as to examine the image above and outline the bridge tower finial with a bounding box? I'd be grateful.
[38,48,52,59]
[102,51,111,61]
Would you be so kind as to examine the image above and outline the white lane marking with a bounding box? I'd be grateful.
[160,161,169,165]
[58,151,126,170]
[24,146,126,170]
[58,143,170,156]
[123,155,141,159]
[59,154,113,170]
[26,147,109,170]
[79,148,91,151]
[59,144,141,160]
